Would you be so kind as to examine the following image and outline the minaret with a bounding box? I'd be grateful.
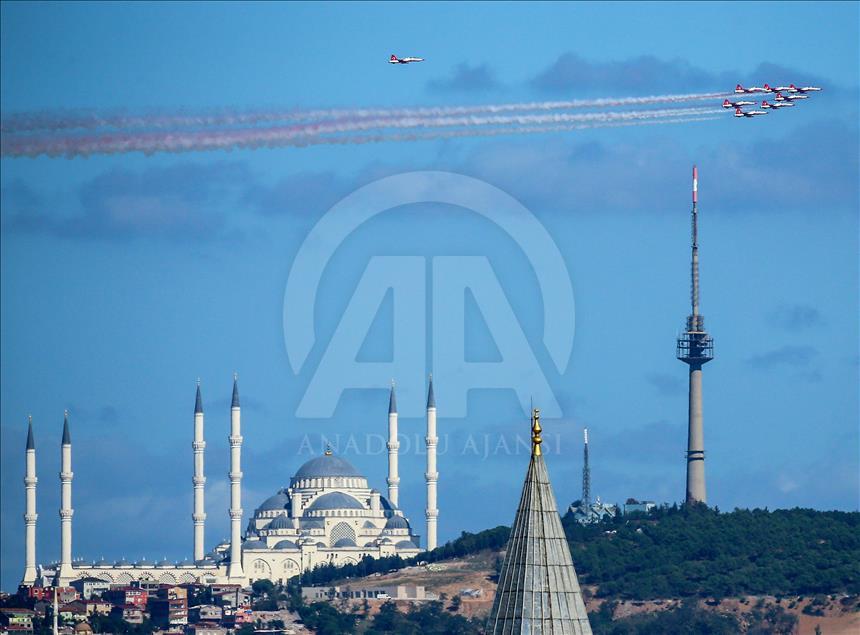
[56,411,74,585]
[21,416,38,586]
[581,428,591,511]
[386,382,400,508]
[486,409,592,634]
[192,381,207,562]
[52,589,58,635]
[227,375,245,580]
[677,165,714,505]
[425,376,439,551]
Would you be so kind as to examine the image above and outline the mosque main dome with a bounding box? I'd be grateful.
[293,454,364,479]
[241,449,421,583]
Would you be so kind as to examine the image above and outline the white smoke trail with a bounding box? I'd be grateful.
[0,92,731,133]
[1,107,722,158]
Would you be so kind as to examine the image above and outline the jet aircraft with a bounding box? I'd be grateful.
[774,92,808,101]
[761,100,795,110]
[734,107,768,118]
[788,83,822,93]
[735,84,769,94]
[389,54,424,64]
[723,99,757,108]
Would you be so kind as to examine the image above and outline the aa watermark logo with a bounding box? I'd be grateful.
[283,171,575,418]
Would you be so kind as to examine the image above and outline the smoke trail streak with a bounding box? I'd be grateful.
[1,107,722,158]
[1,92,731,133]
[286,116,722,148]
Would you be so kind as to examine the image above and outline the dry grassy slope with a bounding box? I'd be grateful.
[326,550,860,632]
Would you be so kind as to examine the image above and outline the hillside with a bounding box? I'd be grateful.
[307,506,859,601]
[564,505,860,599]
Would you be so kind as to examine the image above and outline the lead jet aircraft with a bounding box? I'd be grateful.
[389,54,424,64]
[735,83,769,94]
[734,107,768,118]
[761,100,795,110]
[723,98,758,108]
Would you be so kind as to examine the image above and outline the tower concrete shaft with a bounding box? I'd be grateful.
[386,384,400,508]
[227,376,245,580]
[56,412,74,585]
[22,417,38,586]
[677,165,713,506]
[425,377,438,551]
[192,383,206,561]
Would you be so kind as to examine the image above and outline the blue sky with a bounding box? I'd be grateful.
[1,1,858,590]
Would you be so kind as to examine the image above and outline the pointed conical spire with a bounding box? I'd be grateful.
[426,374,435,409]
[62,411,71,445]
[231,373,240,408]
[486,409,592,634]
[388,381,397,414]
[195,380,204,414]
[27,415,35,450]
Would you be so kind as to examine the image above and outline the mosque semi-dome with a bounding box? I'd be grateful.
[258,490,290,512]
[266,514,292,530]
[272,539,298,550]
[306,491,364,512]
[385,515,410,530]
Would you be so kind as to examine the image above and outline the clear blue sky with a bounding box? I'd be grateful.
[1,1,858,590]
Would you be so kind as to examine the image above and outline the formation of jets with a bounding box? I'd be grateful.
[389,54,424,64]
[731,83,822,119]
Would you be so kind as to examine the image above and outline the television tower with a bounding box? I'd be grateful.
[581,428,591,510]
[677,165,714,505]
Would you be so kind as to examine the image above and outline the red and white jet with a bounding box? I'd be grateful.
[774,91,808,101]
[761,100,794,110]
[389,54,424,64]
[763,83,793,93]
[723,98,757,108]
[735,83,769,94]
[734,107,768,118]
[788,83,822,93]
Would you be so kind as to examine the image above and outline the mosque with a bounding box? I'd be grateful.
[19,377,438,588]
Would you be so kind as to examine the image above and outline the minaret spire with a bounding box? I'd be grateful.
[386,380,400,507]
[227,375,245,580]
[22,416,38,586]
[192,381,207,561]
[487,408,592,634]
[677,165,714,506]
[425,374,439,550]
[582,428,591,511]
[56,410,74,585]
